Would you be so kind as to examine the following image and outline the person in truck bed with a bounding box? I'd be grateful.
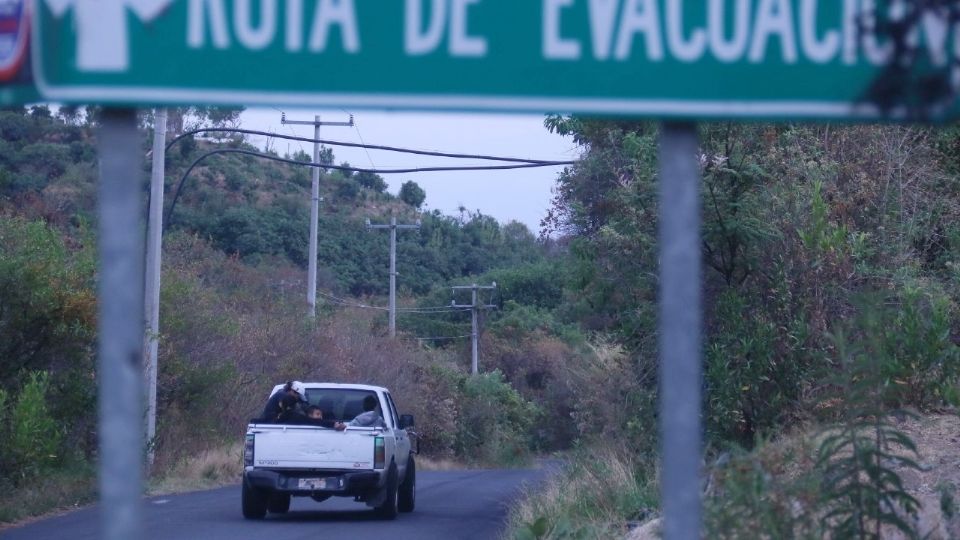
[259,381,306,423]
[347,395,386,427]
[303,405,347,431]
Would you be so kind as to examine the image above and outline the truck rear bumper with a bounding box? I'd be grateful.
[244,469,381,496]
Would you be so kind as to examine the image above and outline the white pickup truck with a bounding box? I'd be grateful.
[241,383,417,520]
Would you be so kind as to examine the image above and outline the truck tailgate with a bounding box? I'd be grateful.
[252,426,378,469]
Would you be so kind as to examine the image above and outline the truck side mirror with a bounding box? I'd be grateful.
[399,414,415,429]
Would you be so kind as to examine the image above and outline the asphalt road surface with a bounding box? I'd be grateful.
[1,466,554,540]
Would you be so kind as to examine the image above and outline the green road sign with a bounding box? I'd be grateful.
[28,0,960,119]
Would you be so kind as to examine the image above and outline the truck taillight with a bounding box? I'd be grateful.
[244,434,254,467]
[374,436,385,469]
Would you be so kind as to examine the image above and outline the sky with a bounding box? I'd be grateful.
[238,108,577,234]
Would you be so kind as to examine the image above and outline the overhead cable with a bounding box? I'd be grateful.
[316,291,470,313]
[166,148,572,228]
[341,109,378,171]
[165,127,575,165]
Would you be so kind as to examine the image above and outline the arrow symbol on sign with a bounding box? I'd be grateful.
[44,0,173,72]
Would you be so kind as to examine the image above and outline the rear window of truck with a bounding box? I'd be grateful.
[305,389,381,423]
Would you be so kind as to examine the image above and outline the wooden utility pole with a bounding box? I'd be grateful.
[451,283,497,374]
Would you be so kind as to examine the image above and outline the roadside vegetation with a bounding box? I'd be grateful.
[504,121,960,538]
[1,106,959,537]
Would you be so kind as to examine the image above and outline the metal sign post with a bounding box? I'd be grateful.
[658,122,703,540]
[96,108,145,540]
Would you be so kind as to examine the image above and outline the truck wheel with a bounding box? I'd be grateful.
[267,493,291,514]
[375,465,399,520]
[242,481,268,519]
[398,456,416,512]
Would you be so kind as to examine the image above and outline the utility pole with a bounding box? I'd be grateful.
[366,215,421,337]
[451,283,497,375]
[143,108,166,470]
[280,112,353,317]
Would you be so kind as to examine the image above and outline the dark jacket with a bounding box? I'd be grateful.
[260,392,300,423]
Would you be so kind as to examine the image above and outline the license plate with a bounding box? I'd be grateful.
[298,478,326,490]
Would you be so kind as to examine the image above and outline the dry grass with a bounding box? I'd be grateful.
[148,442,244,495]
[0,466,97,527]
[416,456,466,471]
[507,446,656,539]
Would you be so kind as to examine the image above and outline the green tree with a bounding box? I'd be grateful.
[399,180,426,208]
[0,218,96,384]
[355,171,388,192]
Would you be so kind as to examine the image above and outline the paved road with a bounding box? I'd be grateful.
[1,467,552,540]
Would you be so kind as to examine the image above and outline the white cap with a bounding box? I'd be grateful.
[291,381,307,401]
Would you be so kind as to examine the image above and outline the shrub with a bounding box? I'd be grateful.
[407,363,461,457]
[705,290,808,446]
[456,370,540,465]
[565,338,656,453]
[333,176,360,200]
[0,217,97,385]
[9,372,64,482]
[17,142,71,179]
[873,287,960,409]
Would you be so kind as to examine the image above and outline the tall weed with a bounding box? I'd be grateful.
[816,313,925,540]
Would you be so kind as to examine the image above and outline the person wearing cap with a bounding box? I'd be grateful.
[260,381,307,423]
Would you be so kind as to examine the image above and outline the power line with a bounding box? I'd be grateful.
[166,127,574,165]
[412,335,473,341]
[166,148,573,228]
[316,291,470,313]
[341,109,378,171]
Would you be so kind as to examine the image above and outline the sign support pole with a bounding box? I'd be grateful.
[96,108,145,540]
[658,122,702,540]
